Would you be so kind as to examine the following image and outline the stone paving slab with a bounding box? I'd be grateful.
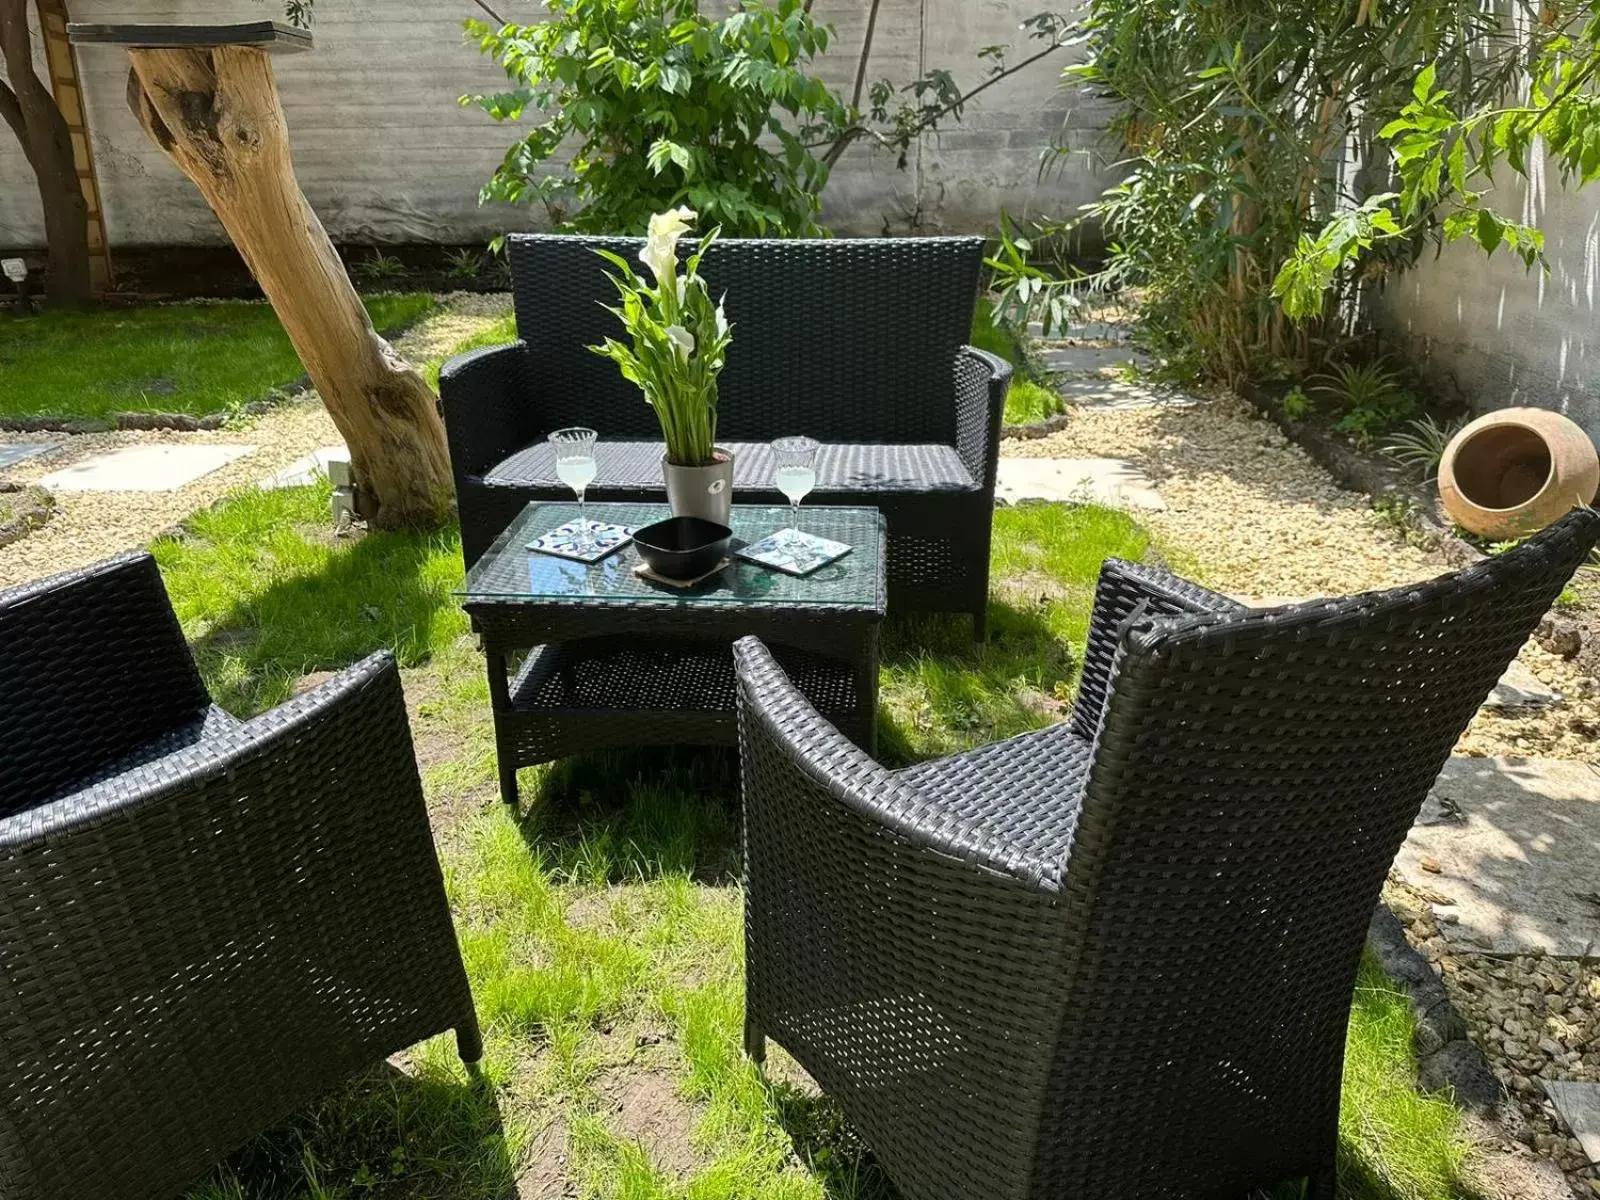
[996,456,1166,511]
[1041,345,1151,375]
[0,443,59,470]
[260,443,348,489]
[1485,660,1563,713]
[1032,320,1136,343]
[1395,756,1600,957]
[1543,1080,1600,1165]
[1054,377,1202,411]
[37,444,256,492]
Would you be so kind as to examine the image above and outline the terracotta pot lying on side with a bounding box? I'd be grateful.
[1438,407,1600,540]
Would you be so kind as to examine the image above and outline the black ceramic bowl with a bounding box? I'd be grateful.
[632,516,733,581]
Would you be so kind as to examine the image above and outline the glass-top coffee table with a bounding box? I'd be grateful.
[458,502,886,806]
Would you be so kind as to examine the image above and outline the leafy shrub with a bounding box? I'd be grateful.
[1383,414,1465,481]
[1280,386,1310,421]
[464,0,843,237]
[1309,362,1416,444]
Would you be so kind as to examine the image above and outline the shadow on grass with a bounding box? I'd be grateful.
[189,1063,517,1200]
[518,745,743,886]
[152,485,466,717]
[767,1081,901,1200]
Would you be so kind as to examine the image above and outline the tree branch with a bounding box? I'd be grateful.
[472,0,507,25]
[850,0,882,112]
[817,30,1069,168]
[0,75,27,157]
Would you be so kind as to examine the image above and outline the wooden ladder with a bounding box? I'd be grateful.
[35,0,112,292]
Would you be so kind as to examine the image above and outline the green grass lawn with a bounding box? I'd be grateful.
[150,485,1475,1200]
[0,294,436,422]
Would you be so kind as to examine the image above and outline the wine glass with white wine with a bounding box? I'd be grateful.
[771,436,819,552]
[549,427,599,552]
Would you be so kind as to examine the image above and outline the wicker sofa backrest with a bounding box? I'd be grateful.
[1038,507,1600,1196]
[509,234,984,444]
[0,553,210,818]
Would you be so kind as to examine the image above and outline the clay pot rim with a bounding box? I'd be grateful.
[1444,421,1556,513]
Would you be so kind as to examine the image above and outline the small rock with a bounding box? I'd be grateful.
[1536,614,1584,659]
[1420,856,1443,873]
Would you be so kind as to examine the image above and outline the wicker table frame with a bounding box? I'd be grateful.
[460,502,887,806]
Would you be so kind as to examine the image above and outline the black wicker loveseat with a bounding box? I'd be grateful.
[439,234,1009,636]
[0,553,480,1200]
[735,508,1600,1200]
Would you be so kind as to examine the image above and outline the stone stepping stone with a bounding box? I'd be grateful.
[997,457,1166,512]
[1484,660,1562,713]
[1395,755,1600,957]
[259,444,348,489]
[1055,377,1202,411]
[1032,320,1137,344]
[1543,1080,1600,1165]
[1041,345,1150,375]
[0,443,59,471]
[37,444,256,492]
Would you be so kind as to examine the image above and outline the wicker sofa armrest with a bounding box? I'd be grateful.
[734,636,1056,888]
[953,346,1012,489]
[437,340,540,483]
[0,552,211,816]
[1068,559,1243,742]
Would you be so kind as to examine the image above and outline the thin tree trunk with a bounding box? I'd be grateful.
[0,0,91,305]
[125,44,453,529]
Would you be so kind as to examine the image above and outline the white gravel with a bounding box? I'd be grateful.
[1002,392,1600,763]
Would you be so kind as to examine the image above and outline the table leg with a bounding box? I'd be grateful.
[853,624,881,755]
[484,647,519,808]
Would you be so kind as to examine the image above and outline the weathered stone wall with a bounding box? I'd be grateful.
[0,0,1116,252]
[1379,164,1600,443]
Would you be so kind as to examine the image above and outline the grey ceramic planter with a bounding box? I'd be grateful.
[663,449,734,526]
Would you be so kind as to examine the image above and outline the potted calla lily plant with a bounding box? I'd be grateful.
[591,208,736,524]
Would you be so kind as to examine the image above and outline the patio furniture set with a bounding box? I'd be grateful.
[3,233,1599,1200]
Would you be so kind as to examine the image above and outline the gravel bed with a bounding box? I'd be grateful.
[1001,393,1600,762]
[0,293,512,591]
[1390,878,1600,1193]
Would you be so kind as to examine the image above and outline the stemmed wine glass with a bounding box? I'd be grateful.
[771,436,819,552]
[549,427,599,551]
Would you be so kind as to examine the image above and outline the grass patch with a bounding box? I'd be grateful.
[0,294,435,421]
[421,313,518,391]
[151,487,1475,1200]
[971,296,1027,367]
[149,482,465,716]
[1004,376,1068,426]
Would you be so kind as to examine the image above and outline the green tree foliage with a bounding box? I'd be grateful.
[1278,4,1600,318]
[463,0,845,237]
[1059,0,1553,382]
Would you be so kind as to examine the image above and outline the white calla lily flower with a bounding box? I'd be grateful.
[639,206,698,287]
[665,324,695,361]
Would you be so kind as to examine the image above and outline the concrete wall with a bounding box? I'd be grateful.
[0,0,1115,253]
[1379,162,1600,443]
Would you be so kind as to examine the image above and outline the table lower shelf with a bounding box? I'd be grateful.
[487,636,877,801]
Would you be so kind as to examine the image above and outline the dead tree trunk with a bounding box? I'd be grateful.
[0,0,92,306]
[125,44,453,529]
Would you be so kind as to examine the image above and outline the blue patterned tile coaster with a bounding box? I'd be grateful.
[736,530,852,577]
[527,519,632,564]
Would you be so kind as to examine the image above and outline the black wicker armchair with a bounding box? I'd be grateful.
[0,553,480,1200]
[735,508,1600,1200]
[439,235,1008,636]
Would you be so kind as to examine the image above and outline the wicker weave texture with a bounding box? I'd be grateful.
[0,556,479,1200]
[508,234,983,444]
[737,509,1600,1200]
[439,236,1008,630]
